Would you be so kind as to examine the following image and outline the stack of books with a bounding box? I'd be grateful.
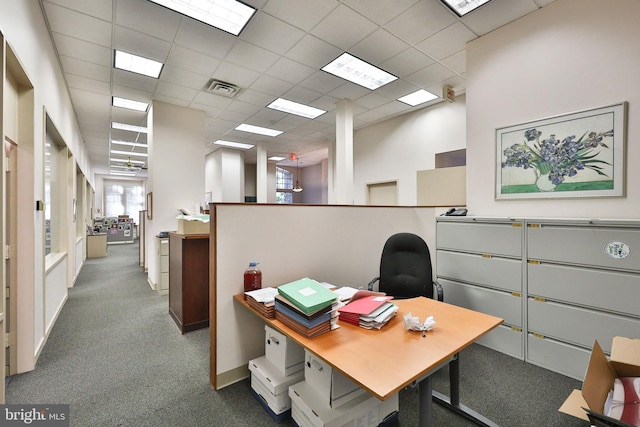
[275,278,339,338]
[245,287,279,319]
[338,291,398,329]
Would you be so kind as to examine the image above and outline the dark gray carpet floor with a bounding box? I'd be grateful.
[5,242,590,426]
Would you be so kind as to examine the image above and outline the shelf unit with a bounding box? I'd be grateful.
[436,217,640,380]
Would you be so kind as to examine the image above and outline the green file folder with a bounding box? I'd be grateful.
[277,278,337,315]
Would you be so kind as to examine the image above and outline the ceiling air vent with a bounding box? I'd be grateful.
[205,79,243,98]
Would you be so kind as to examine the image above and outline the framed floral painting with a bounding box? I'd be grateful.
[496,102,626,199]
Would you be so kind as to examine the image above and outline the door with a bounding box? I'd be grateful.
[4,138,17,378]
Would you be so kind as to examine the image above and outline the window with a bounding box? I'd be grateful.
[276,167,293,204]
[104,180,145,222]
[44,129,64,256]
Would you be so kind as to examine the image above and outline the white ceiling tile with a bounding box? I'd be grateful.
[44,0,113,21]
[310,95,340,112]
[174,19,236,58]
[210,62,260,89]
[113,25,172,63]
[160,65,209,91]
[374,79,423,100]
[350,29,411,66]
[52,33,112,67]
[111,85,153,103]
[60,56,111,82]
[285,35,342,70]
[406,62,457,88]
[192,92,234,109]
[247,75,294,98]
[115,0,182,42]
[112,69,159,93]
[441,50,466,75]
[65,74,111,95]
[298,71,345,95]
[385,1,457,45]
[416,22,477,60]
[354,92,392,110]
[342,0,419,25]
[310,4,378,51]
[262,0,337,32]
[155,81,199,103]
[225,40,280,73]
[165,45,221,77]
[266,57,315,85]
[239,12,305,55]
[43,2,112,47]
[462,0,538,36]
[282,86,322,104]
[328,82,370,101]
[381,48,436,79]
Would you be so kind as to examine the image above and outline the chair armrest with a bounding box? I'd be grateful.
[433,280,444,302]
[367,277,379,291]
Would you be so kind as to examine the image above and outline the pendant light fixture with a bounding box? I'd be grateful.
[293,157,303,193]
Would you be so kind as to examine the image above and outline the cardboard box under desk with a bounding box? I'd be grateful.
[289,380,379,427]
[559,336,640,426]
[249,355,304,415]
[265,325,305,376]
[177,219,209,235]
[304,349,367,409]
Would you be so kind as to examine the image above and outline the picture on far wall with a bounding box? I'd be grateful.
[496,102,626,199]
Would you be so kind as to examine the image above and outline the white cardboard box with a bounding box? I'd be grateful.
[304,349,367,409]
[177,218,209,235]
[289,380,379,427]
[249,355,305,396]
[265,325,305,376]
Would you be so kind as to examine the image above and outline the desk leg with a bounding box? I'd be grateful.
[418,376,433,427]
[432,353,500,427]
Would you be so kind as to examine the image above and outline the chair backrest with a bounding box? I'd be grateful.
[378,232,434,299]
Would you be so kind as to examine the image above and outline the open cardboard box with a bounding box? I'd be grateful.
[559,336,640,426]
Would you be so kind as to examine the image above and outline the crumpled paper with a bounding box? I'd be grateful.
[403,312,436,334]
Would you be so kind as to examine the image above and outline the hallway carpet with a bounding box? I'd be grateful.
[6,242,588,426]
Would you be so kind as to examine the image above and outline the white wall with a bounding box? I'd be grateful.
[466,0,640,219]
[147,101,205,286]
[353,96,467,206]
[206,148,245,202]
[0,0,94,372]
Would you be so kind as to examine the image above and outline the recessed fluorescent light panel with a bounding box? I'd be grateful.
[397,90,438,106]
[213,140,254,150]
[147,0,256,36]
[268,156,286,162]
[111,140,148,148]
[111,158,146,164]
[235,124,283,137]
[440,0,492,16]
[114,50,163,78]
[112,122,148,134]
[322,53,397,90]
[112,97,149,112]
[110,171,138,177]
[110,150,148,157]
[267,98,326,119]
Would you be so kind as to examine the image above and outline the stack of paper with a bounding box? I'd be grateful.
[245,287,279,319]
[275,278,339,338]
[338,291,398,329]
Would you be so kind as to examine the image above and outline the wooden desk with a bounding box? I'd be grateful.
[235,294,503,427]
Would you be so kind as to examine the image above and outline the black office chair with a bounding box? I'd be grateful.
[367,232,443,301]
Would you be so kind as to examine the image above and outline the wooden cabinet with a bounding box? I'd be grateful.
[436,217,640,381]
[169,233,209,333]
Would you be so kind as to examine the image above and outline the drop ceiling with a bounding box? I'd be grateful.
[39,0,557,176]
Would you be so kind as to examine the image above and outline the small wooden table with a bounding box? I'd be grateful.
[235,294,503,427]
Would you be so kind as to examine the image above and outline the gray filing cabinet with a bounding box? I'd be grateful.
[436,217,525,359]
[436,217,640,381]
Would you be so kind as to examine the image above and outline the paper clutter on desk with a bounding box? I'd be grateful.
[403,312,436,332]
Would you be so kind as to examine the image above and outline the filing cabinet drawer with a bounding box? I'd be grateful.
[440,279,520,327]
[437,250,521,293]
[527,298,640,353]
[528,262,640,317]
[527,224,640,272]
[475,324,523,359]
[159,239,169,255]
[437,220,522,257]
[527,334,591,381]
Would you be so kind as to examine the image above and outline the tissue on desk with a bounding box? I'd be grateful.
[403,312,436,332]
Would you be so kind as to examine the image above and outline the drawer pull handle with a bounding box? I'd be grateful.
[481,254,492,258]
[511,292,521,298]
[528,260,541,265]
[511,326,522,332]
[533,297,546,302]
[307,359,323,371]
[268,336,279,345]
[532,333,545,339]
